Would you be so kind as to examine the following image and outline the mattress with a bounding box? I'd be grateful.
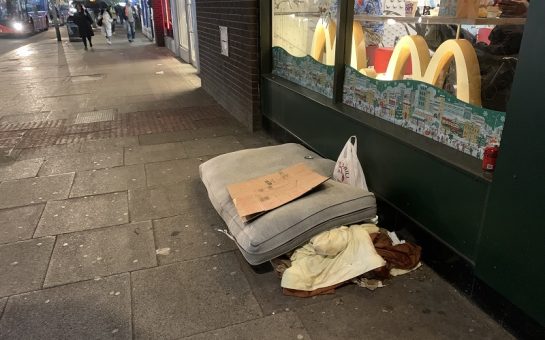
[199,143,377,265]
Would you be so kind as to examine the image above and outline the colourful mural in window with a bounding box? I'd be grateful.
[343,66,505,159]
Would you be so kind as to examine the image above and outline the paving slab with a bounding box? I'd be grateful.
[183,311,311,340]
[235,133,278,149]
[0,147,20,163]
[0,112,51,124]
[153,212,236,265]
[38,150,124,176]
[124,143,187,165]
[192,117,237,130]
[175,90,217,107]
[131,252,263,339]
[0,158,43,181]
[0,297,6,319]
[0,173,74,209]
[0,204,45,244]
[44,221,156,287]
[235,252,339,315]
[79,136,139,153]
[181,178,217,216]
[34,192,129,237]
[182,136,244,158]
[0,274,132,339]
[0,237,55,298]
[183,125,244,140]
[47,110,75,121]
[145,158,207,187]
[138,130,197,145]
[294,266,514,340]
[70,164,146,197]
[17,143,82,160]
[128,180,207,221]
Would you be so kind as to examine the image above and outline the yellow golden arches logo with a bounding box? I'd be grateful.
[309,21,482,106]
[384,36,481,106]
[310,18,336,65]
[310,20,367,70]
[351,22,367,71]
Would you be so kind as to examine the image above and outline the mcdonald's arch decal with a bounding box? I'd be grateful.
[309,19,482,106]
[382,36,481,106]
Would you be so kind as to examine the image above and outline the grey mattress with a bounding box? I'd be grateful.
[199,143,376,265]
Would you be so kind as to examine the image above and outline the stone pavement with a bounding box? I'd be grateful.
[0,29,514,339]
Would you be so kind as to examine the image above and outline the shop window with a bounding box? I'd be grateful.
[272,0,340,98]
[139,0,148,28]
[341,0,527,160]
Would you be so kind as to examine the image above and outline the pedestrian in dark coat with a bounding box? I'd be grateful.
[73,3,94,50]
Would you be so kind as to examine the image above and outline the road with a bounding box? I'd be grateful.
[0,29,56,56]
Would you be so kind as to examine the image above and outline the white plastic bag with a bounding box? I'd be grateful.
[333,136,368,191]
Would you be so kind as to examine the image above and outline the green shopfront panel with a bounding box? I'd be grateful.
[475,0,545,326]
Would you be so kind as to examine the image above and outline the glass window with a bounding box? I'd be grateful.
[139,0,152,28]
[342,0,527,159]
[272,0,339,98]
[26,0,45,12]
[0,0,9,21]
[0,0,24,21]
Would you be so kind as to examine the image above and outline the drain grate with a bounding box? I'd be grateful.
[74,109,115,124]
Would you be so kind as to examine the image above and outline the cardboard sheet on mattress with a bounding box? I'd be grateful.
[227,163,329,221]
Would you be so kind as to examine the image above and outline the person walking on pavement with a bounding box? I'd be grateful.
[99,7,113,44]
[124,1,136,42]
[73,3,94,50]
[116,5,124,24]
[110,6,117,34]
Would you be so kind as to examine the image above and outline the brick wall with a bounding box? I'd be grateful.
[195,0,260,131]
[152,0,165,46]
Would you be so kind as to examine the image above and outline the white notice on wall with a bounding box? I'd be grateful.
[219,26,229,57]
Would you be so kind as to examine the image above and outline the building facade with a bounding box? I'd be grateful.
[158,1,545,337]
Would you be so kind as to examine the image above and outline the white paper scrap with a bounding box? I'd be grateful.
[387,231,405,246]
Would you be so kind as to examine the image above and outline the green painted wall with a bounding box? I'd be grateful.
[475,0,545,326]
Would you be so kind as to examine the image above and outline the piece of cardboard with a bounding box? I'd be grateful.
[227,163,329,220]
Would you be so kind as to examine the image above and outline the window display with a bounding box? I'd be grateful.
[272,0,339,98]
[271,0,527,159]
